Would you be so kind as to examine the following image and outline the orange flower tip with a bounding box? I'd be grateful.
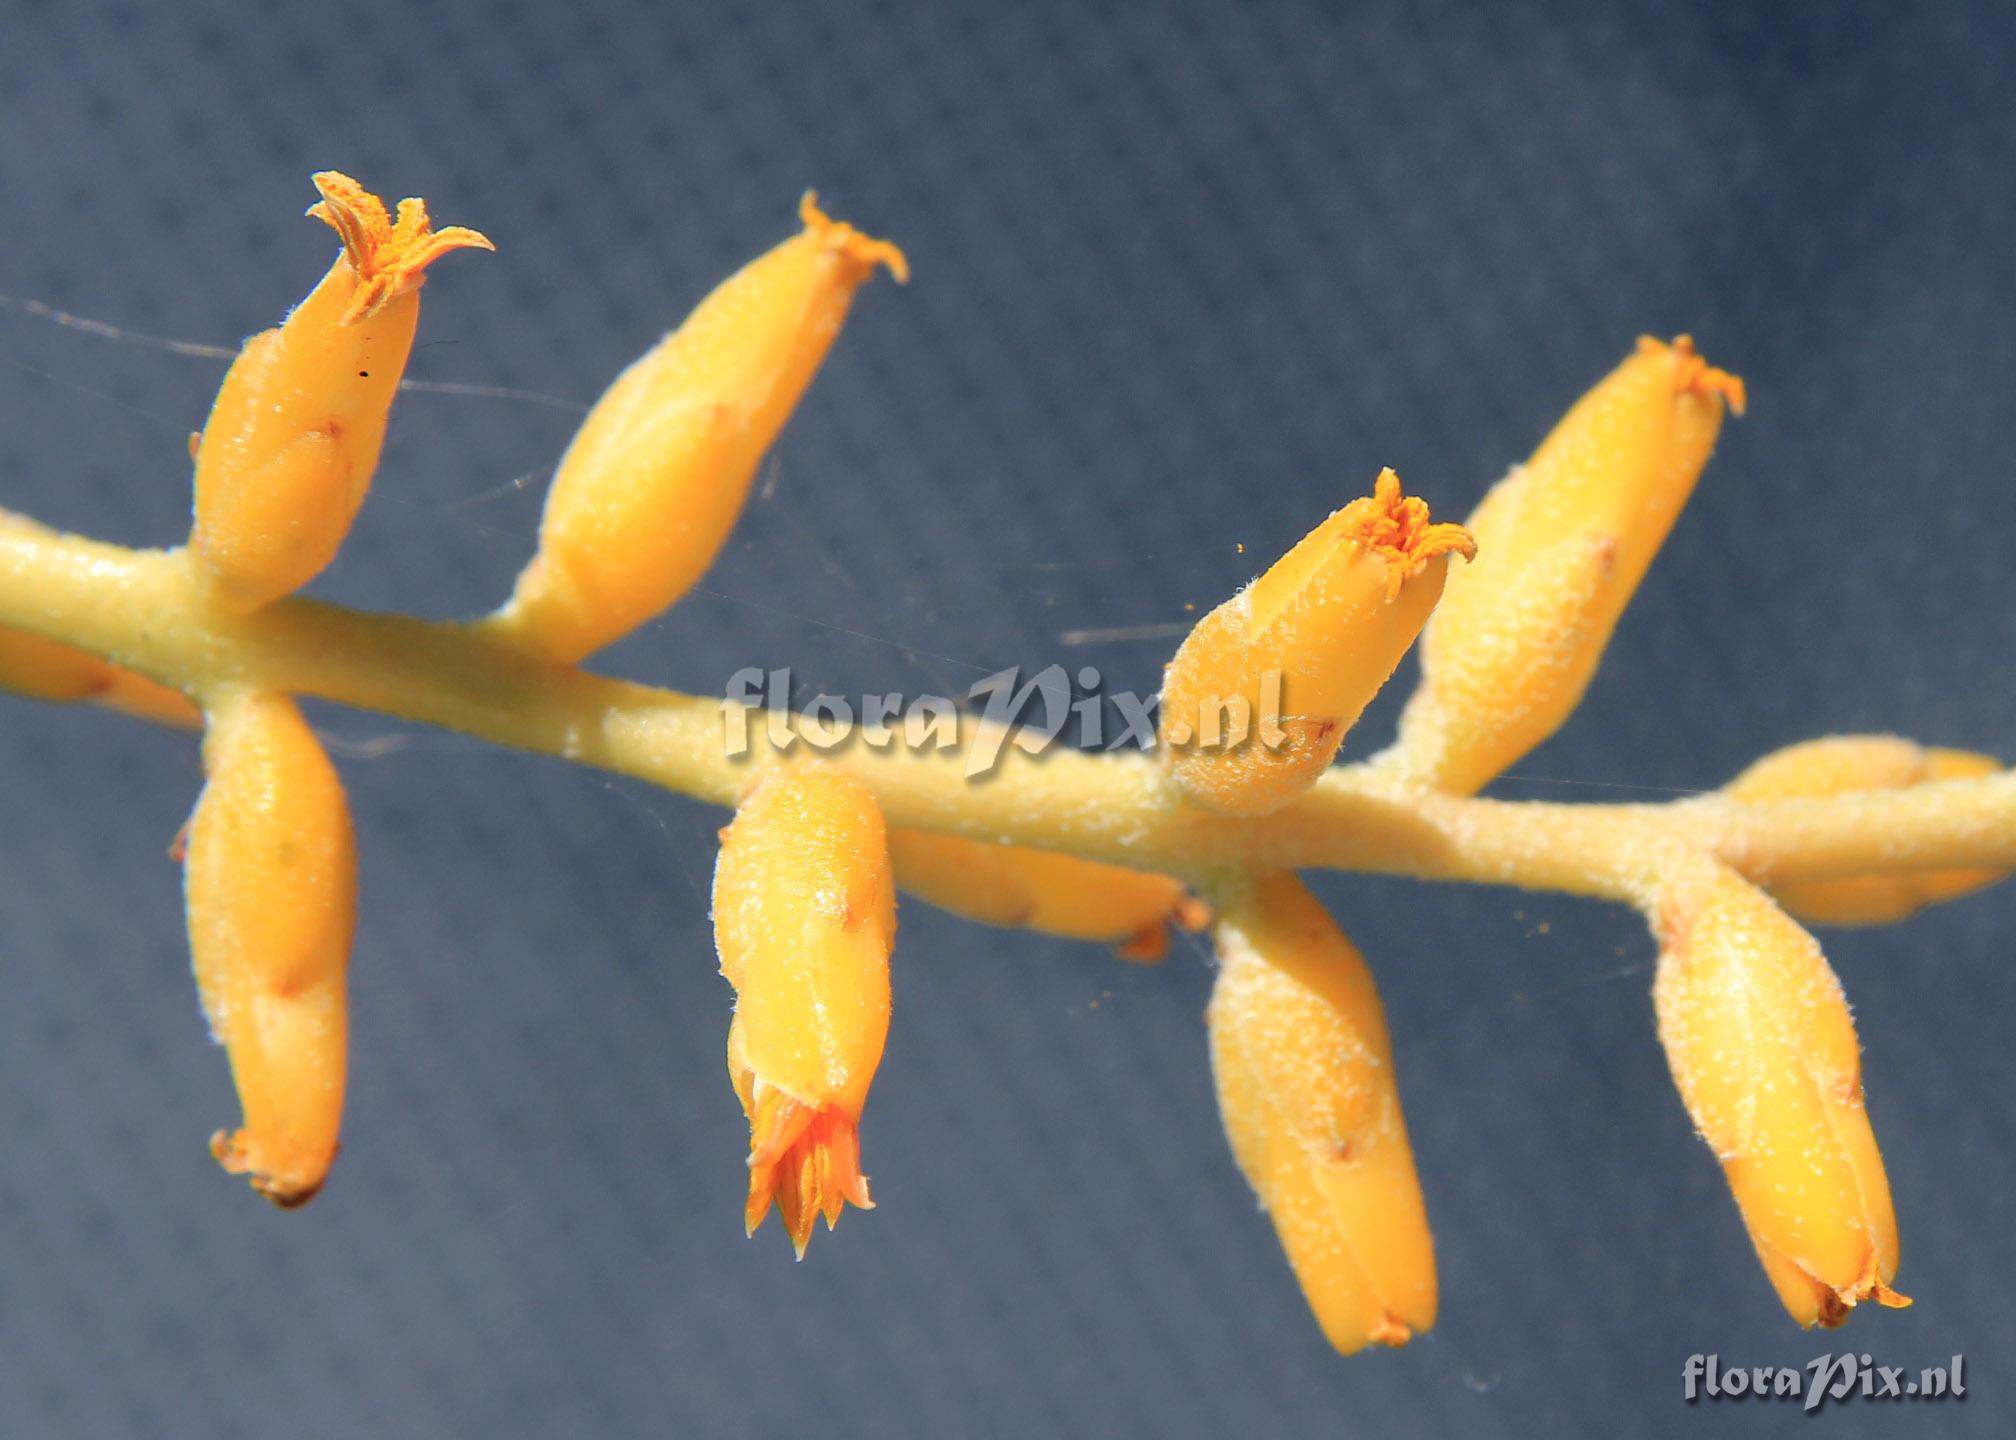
[99,670,204,730]
[1113,923,1169,963]
[798,190,910,284]
[1797,1256,1911,1329]
[745,1081,811,1169]
[742,1087,873,1255]
[1338,467,1477,600]
[208,1128,326,1209]
[1367,1316,1415,1349]
[1638,333,1747,416]
[307,170,494,323]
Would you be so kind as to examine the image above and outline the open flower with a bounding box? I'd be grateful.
[1652,863,1908,1326]
[1160,469,1472,815]
[190,172,491,608]
[712,767,896,1255]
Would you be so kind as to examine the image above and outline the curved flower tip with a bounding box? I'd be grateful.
[209,1127,327,1210]
[742,1079,873,1259]
[1208,874,1438,1354]
[1791,1256,1912,1330]
[1339,468,1478,600]
[1652,865,1905,1329]
[1114,892,1214,961]
[799,191,910,284]
[308,171,494,323]
[1639,334,1746,415]
[1762,1231,1913,1328]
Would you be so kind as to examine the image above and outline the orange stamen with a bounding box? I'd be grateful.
[307,171,494,324]
[798,192,910,284]
[1640,334,1747,415]
[743,1084,873,1258]
[1337,468,1478,599]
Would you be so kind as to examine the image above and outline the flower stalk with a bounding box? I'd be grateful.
[0,171,2010,1351]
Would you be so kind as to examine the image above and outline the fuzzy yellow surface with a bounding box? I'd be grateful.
[1209,872,1436,1353]
[1158,602,1356,818]
[4,172,2014,1338]
[1390,337,1740,795]
[886,828,1205,959]
[1652,862,1907,1326]
[0,621,200,726]
[1725,736,2007,925]
[496,196,906,663]
[4,521,2013,904]
[1160,469,1472,816]
[714,767,895,1254]
[190,174,489,608]
[185,690,357,1208]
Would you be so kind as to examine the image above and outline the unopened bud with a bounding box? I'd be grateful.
[1208,871,1436,1353]
[499,196,907,662]
[184,690,358,1207]
[1725,735,2007,925]
[1390,337,1742,793]
[887,828,1207,960]
[1652,863,1908,1327]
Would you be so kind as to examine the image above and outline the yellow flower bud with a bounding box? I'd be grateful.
[886,828,1208,961]
[1208,872,1436,1353]
[712,766,896,1256]
[184,691,358,1207]
[497,196,908,663]
[190,172,491,608]
[1160,469,1473,816]
[1651,863,1909,1327]
[1389,337,1744,794]
[0,623,199,727]
[1725,736,2008,925]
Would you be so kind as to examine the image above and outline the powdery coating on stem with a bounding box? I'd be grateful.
[3,523,2011,897]
[1724,736,2009,925]
[3,172,2013,1347]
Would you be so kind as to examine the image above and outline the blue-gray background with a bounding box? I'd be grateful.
[2,2,2011,1436]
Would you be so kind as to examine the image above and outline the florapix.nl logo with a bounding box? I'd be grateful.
[1683,1352,1965,1411]
[720,665,1296,778]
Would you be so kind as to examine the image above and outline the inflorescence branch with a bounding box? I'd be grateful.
[1,172,2007,1347]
